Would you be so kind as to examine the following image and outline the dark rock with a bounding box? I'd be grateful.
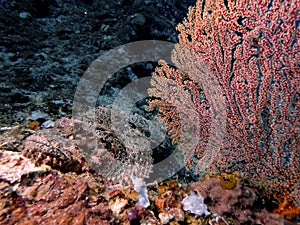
[0,0,196,126]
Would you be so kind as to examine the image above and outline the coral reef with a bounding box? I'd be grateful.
[189,176,284,224]
[22,126,88,173]
[0,110,293,224]
[19,106,154,184]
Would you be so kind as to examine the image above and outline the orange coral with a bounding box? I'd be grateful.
[28,120,40,130]
[273,199,300,221]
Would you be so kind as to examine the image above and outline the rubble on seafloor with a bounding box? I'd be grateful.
[0,114,296,225]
